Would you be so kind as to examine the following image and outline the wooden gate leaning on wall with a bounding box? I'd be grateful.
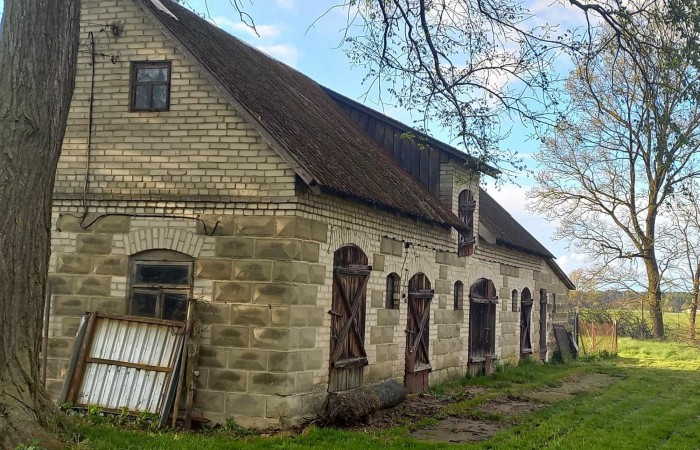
[468,278,498,375]
[404,273,433,393]
[520,288,533,358]
[328,245,371,392]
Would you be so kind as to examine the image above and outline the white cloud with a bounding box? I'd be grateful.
[275,0,296,10]
[257,44,301,67]
[211,16,282,39]
[556,252,588,273]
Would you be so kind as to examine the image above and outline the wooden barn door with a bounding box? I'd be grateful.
[539,289,548,361]
[328,245,371,392]
[520,288,533,358]
[404,273,433,393]
[468,278,498,374]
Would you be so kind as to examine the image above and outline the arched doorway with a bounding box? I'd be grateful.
[328,245,371,392]
[520,288,533,358]
[404,273,433,393]
[468,278,498,375]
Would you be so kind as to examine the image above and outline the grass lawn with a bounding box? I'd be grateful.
[59,338,700,449]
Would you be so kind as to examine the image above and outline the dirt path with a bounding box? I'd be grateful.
[409,372,618,444]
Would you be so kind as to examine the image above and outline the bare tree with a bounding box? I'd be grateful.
[663,194,700,340]
[0,0,80,447]
[531,6,700,339]
[340,1,700,175]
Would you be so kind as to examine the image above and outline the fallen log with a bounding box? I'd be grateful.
[325,380,407,425]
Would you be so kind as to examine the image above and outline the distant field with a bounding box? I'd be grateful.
[55,338,700,449]
[577,307,700,341]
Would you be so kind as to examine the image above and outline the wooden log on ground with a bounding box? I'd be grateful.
[325,380,407,425]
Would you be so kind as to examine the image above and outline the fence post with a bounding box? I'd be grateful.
[613,319,618,354]
[591,323,596,352]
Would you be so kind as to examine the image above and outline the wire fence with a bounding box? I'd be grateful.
[578,320,618,355]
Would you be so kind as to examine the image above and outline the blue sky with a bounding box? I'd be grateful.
[0,0,591,273]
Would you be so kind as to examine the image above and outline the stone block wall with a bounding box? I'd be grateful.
[298,192,508,390]
[48,204,331,428]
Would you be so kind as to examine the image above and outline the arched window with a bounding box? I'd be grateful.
[512,289,519,312]
[386,273,401,309]
[458,189,476,256]
[129,249,193,321]
[454,281,464,310]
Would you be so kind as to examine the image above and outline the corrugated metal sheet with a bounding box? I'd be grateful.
[62,313,185,419]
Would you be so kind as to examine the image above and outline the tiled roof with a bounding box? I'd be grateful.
[478,188,553,258]
[479,189,575,289]
[137,0,468,232]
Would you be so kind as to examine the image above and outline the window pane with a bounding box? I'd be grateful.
[163,292,187,321]
[134,85,151,109]
[152,84,168,110]
[136,263,190,285]
[132,291,158,318]
[136,67,168,82]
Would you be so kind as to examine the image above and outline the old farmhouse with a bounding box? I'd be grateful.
[46,0,575,428]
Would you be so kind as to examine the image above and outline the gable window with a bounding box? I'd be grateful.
[130,61,171,111]
[458,189,476,256]
[552,293,557,313]
[130,250,192,321]
[386,273,401,309]
[454,281,464,310]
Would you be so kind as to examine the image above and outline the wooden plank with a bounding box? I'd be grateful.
[184,303,200,430]
[95,312,185,328]
[171,300,193,428]
[553,324,573,361]
[419,143,430,189]
[66,312,99,403]
[358,109,370,132]
[85,357,171,373]
[429,148,440,196]
[58,314,90,404]
[332,356,368,369]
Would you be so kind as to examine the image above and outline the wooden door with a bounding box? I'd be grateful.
[539,289,548,361]
[328,245,371,392]
[404,273,433,393]
[520,288,533,358]
[468,278,497,374]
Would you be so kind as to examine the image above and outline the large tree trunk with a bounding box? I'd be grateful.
[0,0,80,448]
[644,260,664,340]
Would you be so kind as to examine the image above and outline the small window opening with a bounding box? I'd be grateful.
[130,61,171,111]
[552,293,557,313]
[512,289,519,312]
[454,281,464,310]
[458,189,476,256]
[386,273,401,309]
[129,250,192,321]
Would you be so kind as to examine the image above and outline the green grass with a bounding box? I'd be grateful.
[59,338,700,449]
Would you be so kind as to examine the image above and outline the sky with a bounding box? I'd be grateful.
[0,0,591,273]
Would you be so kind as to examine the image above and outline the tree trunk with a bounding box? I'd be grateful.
[689,264,699,341]
[0,1,80,448]
[325,380,407,426]
[644,259,664,340]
